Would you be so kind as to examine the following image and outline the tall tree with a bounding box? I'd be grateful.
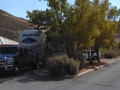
[47,0,80,57]
[74,0,99,64]
[91,0,118,62]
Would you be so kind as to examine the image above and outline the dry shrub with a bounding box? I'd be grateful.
[46,54,80,76]
[101,49,118,59]
[73,51,86,70]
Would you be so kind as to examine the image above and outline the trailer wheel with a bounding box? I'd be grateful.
[31,61,39,70]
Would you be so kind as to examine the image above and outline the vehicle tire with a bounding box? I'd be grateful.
[13,64,20,76]
[31,61,39,70]
[93,56,97,61]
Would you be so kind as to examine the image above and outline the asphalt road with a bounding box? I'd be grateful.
[0,58,120,90]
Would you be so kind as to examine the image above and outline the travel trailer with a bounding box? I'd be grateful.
[18,28,52,66]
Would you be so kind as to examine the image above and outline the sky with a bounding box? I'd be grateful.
[0,0,119,20]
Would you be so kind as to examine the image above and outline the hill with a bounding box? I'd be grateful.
[0,9,34,41]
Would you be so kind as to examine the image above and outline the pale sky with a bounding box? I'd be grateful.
[0,0,119,19]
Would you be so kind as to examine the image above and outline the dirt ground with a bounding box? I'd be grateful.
[78,58,116,74]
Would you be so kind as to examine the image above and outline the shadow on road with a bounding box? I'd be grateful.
[0,68,71,84]
[0,68,31,84]
[16,71,71,83]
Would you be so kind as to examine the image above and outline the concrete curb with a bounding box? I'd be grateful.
[76,60,116,78]
[33,59,116,78]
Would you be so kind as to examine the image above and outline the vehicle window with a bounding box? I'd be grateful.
[0,47,18,54]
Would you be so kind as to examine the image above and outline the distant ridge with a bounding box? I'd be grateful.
[0,9,34,41]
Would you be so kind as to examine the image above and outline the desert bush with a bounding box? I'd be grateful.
[39,54,55,68]
[104,52,113,59]
[73,51,86,70]
[65,58,80,75]
[101,49,118,59]
[39,55,48,68]
[46,54,80,76]
[38,54,49,67]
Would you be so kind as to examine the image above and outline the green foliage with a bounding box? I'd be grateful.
[74,0,95,49]
[46,54,80,76]
[27,0,120,63]
[92,0,118,49]
[27,10,45,27]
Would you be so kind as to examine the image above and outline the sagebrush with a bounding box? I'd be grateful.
[46,54,80,76]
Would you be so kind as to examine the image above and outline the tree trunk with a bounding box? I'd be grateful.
[90,48,93,65]
[96,48,100,63]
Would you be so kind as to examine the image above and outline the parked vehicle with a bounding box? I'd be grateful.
[18,29,52,66]
[82,49,101,61]
[0,45,39,75]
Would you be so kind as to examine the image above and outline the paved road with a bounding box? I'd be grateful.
[0,58,120,90]
[0,68,72,90]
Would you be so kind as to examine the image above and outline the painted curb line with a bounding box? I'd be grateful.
[76,69,94,77]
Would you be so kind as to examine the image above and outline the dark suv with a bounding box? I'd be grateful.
[0,45,39,75]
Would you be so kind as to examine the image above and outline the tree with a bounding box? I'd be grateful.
[91,0,118,62]
[27,0,77,57]
[74,0,97,50]
[74,0,102,64]
[26,0,119,65]
[27,10,46,28]
[44,0,86,58]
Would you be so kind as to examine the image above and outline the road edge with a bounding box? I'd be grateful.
[76,59,116,78]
